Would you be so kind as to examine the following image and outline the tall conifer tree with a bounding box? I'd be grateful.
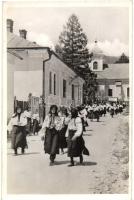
[55,14,98,104]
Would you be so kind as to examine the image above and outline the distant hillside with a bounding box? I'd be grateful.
[103,55,119,64]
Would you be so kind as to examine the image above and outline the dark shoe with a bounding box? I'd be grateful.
[49,161,55,166]
[21,148,25,154]
[80,155,83,164]
[14,148,18,155]
[61,150,64,154]
[68,163,74,167]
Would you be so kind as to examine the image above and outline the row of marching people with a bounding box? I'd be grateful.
[7,105,89,167]
[107,103,124,117]
[81,102,125,121]
[23,108,40,135]
[8,107,41,136]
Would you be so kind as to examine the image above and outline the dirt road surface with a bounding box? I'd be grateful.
[7,113,129,194]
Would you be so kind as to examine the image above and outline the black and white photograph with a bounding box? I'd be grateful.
[1,0,132,199]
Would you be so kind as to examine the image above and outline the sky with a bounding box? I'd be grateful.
[6,6,129,56]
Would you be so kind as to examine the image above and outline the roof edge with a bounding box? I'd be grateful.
[51,51,85,81]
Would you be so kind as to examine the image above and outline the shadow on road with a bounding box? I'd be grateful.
[54,160,70,165]
[85,129,93,131]
[78,161,97,166]
[83,133,92,136]
[7,152,40,156]
[21,152,40,155]
[53,161,97,166]
[90,121,104,123]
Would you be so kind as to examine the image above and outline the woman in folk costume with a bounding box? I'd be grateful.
[24,107,32,135]
[32,110,40,135]
[103,104,107,116]
[109,104,114,118]
[114,104,118,115]
[40,105,61,166]
[7,106,27,155]
[88,104,94,121]
[119,104,123,114]
[66,108,87,167]
[77,106,88,132]
[58,107,70,154]
[99,104,104,117]
[93,104,100,122]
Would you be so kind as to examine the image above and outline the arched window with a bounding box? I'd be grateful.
[93,61,98,70]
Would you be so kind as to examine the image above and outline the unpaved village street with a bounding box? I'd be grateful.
[7,113,129,194]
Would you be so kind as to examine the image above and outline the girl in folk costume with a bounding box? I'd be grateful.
[119,104,123,114]
[40,105,61,166]
[103,104,107,116]
[77,106,88,132]
[114,104,118,115]
[7,106,27,155]
[92,104,100,122]
[109,104,114,118]
[88,104,94,121]
[58,107,70,154]
[66,108,86,167]
[24,107,32,135]
[32,110,40,135]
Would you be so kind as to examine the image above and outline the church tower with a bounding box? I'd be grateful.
[89,40,104,72]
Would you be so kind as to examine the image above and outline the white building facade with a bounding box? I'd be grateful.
[89,41,129,102]
[7,19,84,120]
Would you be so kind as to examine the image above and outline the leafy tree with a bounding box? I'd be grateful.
[115,53,129,63]
[55,14,98,104]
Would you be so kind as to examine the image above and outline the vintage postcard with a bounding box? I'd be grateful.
[1,0,132,200]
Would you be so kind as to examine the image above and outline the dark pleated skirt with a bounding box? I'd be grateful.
[44,128,59,155]
[94,111,100,120]
[110,109,114,115]
[81,118,88,131]
[32,119,40,134]
[103,109,106,115]
[59,125,67,149]
[67,130,85,157]
[11,125,27,149]
[119,107,123,113]
[89,111,94,120]
[25,117,32,134]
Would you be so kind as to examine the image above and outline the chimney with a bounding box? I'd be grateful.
[7,19,14,32]
[19,29,27,39]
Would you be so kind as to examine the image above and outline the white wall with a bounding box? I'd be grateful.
[7,54,15,119]
[99,85,105,91]
[45,54,84,114]
[108,84,129,101]
[89,58,103,71]
[122,84,129,101]
[14,70,42,101]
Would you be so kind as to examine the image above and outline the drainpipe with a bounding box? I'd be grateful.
[7,46,52,122]
[42,49,52,119]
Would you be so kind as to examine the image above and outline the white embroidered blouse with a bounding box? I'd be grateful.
[7,113,27,132]
[65,117,83,138]
[41,115,62,131]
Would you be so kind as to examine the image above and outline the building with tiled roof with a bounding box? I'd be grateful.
[89,42,129,102]
[7,19,84,121]
[96,64,129,79]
